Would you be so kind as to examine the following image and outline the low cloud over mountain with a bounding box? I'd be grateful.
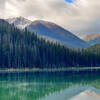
[0,0,100,38]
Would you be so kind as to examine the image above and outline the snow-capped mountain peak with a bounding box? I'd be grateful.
[6,16,32,29]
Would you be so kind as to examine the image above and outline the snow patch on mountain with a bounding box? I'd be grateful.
[6,17,32,29]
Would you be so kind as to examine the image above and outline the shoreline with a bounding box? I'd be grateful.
[0,67,100,73]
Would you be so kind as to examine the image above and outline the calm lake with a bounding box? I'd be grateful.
[0,71,100,100]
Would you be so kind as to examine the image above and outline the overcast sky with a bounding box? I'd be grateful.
[0,0,100,38]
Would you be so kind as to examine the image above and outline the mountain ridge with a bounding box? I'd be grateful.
[6,17,89,48]
[27,19,89,48]
[84,34,100,46]
[84,33,100,41]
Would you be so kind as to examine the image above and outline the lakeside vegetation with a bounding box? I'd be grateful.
[0,19,100,69]
[0,67,100,73]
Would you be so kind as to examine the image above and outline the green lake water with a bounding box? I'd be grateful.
[0,71,100,100]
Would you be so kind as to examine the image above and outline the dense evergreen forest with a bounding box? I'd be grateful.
[0,19,100,69]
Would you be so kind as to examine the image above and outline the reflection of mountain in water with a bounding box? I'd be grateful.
[70,89,100,100]
[41,86,100,100]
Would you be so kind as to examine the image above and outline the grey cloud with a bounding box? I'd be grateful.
[0,0,6,8]
[0,0,100,38]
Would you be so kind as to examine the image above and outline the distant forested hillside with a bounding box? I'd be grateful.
[0,19,100,68]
